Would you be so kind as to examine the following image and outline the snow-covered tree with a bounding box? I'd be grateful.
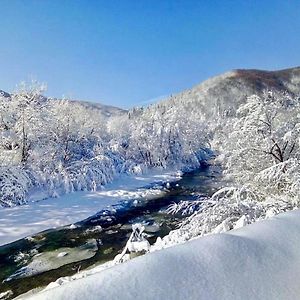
[9,81,48,164]
[215,91,300,183]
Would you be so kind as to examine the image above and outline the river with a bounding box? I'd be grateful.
[0,164,222,299]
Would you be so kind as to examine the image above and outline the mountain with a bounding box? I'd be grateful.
[157,66,300,116]
[68,99,126,118]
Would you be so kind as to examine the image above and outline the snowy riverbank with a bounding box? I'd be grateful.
[0,170,182,246]
[25,208,300,300]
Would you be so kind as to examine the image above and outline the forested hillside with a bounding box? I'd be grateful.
[0,81,210,207]
[1,67,300,207]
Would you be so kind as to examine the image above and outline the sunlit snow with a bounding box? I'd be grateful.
[0,171,181,246]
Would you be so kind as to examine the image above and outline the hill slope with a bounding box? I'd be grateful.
[68,99,126,118]
[157,66,300,116]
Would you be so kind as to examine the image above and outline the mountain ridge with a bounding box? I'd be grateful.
[1,66,300,114]
[0,90,127,119]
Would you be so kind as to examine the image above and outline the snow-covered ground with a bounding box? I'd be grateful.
[25,208,300,300]
[0,171,182,246]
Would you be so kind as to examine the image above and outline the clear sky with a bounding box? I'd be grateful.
[0,0,299,108]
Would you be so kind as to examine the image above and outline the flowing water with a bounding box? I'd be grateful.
[0,165,222,299]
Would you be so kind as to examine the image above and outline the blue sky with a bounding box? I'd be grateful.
[0,0,299,108]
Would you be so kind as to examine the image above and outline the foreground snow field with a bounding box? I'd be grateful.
[0,171,181,246]
[26,208,300,300]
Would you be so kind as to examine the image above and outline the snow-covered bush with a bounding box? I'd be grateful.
[154,186,299,250]
[0,166,34,207]
[166,199,204,216]
[60,156,117,193]
[114,223,150,263]
[253,159,300,202]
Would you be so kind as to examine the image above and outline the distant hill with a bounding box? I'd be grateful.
[0,90,127,119]
[68,99,127,118]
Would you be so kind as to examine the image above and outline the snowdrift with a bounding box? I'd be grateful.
[27,208,300,300]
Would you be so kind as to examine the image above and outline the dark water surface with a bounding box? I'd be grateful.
[0,165,222,299]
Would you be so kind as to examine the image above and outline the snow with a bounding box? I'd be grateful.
[0,290,13,300]
[0,171,182,246]
[25,209,300,300]
[123,224,150,255]
[57,252,68,258]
